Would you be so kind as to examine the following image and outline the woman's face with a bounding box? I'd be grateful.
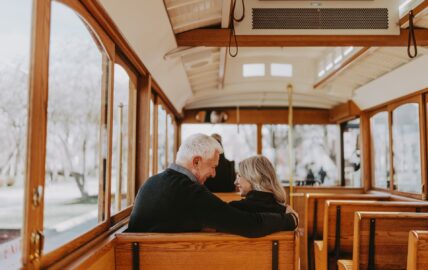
[234,173,252,196]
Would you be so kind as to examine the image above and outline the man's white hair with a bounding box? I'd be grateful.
[176,133,224,163]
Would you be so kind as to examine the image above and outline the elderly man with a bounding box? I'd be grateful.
[128,133,297,237]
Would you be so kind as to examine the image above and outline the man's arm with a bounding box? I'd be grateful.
[188,183,297,237]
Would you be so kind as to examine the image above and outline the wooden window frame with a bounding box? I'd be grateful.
[110,56,138,222]
[367,108,390,193]
[26,0,116,268]
[367,93,427,200]
[388,96,425,199]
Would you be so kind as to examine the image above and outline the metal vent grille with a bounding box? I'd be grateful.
[252,8,389,29]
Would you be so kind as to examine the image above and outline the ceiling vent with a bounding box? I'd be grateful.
[235,0,400,35]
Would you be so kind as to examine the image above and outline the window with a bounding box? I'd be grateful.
[392,103,421,193]
[167,114,175,166]
[157,105,167,173]
[262,125,290,182]
[262,125,340,185]
[370,111,390,189]
[181,124,257,169]
[111,64,134,214]
[243,64,265,77]
[44,1,107,252]
[342,119,361,187]
[0,0,31,267]
[344,46,354,56]
[149,99,154,176]
[270,63,292,77]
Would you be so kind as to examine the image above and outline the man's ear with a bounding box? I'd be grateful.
[192,156,202,168]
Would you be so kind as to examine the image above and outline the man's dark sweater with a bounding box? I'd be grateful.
[128,167,297,237]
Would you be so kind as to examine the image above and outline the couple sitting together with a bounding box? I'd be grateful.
[128,133,298,237]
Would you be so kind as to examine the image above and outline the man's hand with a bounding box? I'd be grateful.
[285,205,299,228]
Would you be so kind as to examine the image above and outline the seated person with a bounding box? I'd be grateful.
[204,133,236,192]
[128,134,297,237]
[230,155,298,224]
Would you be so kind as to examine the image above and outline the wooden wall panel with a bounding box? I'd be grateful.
[182,108,332,125]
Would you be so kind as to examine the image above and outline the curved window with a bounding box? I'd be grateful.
[167,114,175,166]
[44,2,108,252]
[370,112,390,189]
[392,103,421,193]
[0,0,31,267]
[111,64,133,214]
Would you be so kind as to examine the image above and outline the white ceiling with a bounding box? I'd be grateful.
[99,0,428,112]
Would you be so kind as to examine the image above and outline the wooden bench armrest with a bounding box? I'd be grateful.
[314,240,327,270]
[337,259,353,270]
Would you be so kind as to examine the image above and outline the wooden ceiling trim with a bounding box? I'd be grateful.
[399,0,428,27]
[182,108,333,124]
[329,100,361,123]
[176,29,428,47]
[313,47,370,89]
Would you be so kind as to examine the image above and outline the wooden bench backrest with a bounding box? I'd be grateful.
[407,230,428,270]
[354,212,428,270]
[305,194,390,242]
[115,232,298,270]
[213,192,242,203]
[323,201,428,265]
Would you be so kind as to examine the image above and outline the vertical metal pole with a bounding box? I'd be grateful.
[288,84,294,207]
[116,103,123,211]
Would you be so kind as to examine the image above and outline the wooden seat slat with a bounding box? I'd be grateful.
[407,230,428,270]
[115,231,299,270]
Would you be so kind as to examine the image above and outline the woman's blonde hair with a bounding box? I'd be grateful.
[238,155,286,205]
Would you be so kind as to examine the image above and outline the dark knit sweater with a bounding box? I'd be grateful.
[128,168,297,237]
[229,190,286,214]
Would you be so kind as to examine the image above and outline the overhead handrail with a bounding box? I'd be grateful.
[408,10,418,58]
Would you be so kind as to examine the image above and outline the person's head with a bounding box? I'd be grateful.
[176,133,223,185]
[211,133,222,146]
[234,155,286,205]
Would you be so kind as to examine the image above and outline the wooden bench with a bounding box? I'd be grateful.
[115,231,299,270]
[407,230,428,270]
[314,201,428,270]
[304,194,390,270]
[337,212,428,270]
[213,192,242,203]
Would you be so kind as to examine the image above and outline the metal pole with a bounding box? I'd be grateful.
[287,84,294,207]
[116,103,124,211]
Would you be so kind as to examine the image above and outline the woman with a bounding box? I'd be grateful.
[230,155,298,224]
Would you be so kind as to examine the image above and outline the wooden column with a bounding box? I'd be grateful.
[360,111,372,192]
[22,0,51,269]
[135,75,151,194]
[257,123,262,155]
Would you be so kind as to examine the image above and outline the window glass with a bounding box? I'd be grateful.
[149,99,154,176]
[392,103,421,193]
[243,64,265,77]
[0,0,31,267]
[343,119,361,187]
[370,112,390,189]
[111,64,132,214]
[262,125,339,186]
[157,106,167,172]
[44,1,106,252]
[167,114,175,166]
[181,124,257,169]
[270,63,292,77]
